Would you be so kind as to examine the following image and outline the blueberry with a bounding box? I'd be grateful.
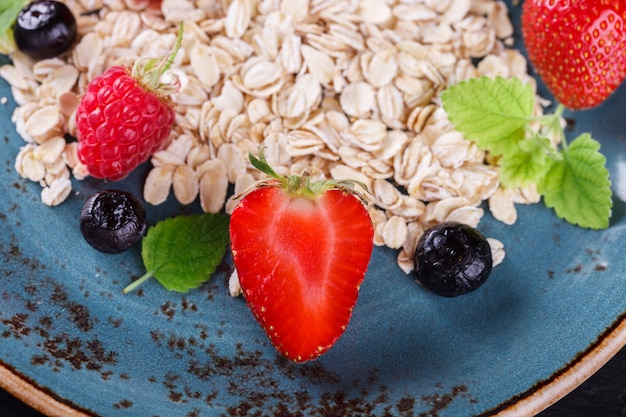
[414,221,493,297]
[13,0,77,60]
[80,190,146,254]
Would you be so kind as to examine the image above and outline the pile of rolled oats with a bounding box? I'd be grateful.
[1,0,546,273]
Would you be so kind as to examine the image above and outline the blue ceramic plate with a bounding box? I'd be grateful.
[1,2,626,416]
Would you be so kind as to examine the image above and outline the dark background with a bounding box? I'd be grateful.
[1,345,625,416]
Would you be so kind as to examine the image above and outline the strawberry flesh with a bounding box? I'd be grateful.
[230,186,374,362]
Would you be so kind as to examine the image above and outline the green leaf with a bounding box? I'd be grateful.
[499,135,551,188]
[123,213,230,293]
[0,26,15,55]
[441,78,613,230]
[0,0,25,34]
[538,134,612,229]
[441,76,535,156]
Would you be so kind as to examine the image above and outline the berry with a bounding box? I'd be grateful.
[521,0,626,110]
[414,222,492,297]
[229,153,374,362]
[75,66,175,180]
[75,24,183,181]
[13,0,77,60]
[80,190,146,253]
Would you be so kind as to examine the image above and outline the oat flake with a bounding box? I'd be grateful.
[0,0,551,273]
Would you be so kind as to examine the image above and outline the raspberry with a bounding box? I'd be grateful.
[76,66,175,180]
[75,24,183,181]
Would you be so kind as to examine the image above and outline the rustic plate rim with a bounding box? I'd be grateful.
[2,314,625,417]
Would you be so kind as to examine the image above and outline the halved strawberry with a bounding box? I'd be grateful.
[521,0,626,110]
[229,153,374,363]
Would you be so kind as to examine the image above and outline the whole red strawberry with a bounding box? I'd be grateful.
[75,24,182,181]
[521,0,626,110]
[230,153,374,363]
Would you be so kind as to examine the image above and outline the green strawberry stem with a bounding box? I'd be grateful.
[132,21,184,94]
[122,271,154,294]
[250,150,369,201]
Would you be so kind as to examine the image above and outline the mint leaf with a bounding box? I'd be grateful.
[441,76,534,156]
[499,135,551,188]
[0,0,24,33]
[0,0,23,54]
[0,27,16,55]
[123,213,230,293]
[442,75,547,189]
[442,77,613,230]
[538,134,612,229]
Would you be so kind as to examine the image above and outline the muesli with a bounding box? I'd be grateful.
[2,0,552,273]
